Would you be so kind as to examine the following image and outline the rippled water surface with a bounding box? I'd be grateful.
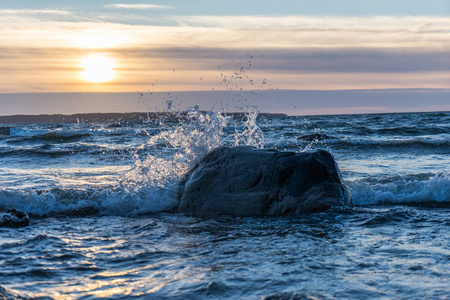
[1,208,449,299]
[0,111,449,299]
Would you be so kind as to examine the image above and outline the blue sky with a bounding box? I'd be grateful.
[0,0,449,114]
[2,0,450,17]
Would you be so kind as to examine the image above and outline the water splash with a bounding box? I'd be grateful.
[113,109,240,215]
[167,109,231,168]
[234,110,264,148]
[0,55,274,217]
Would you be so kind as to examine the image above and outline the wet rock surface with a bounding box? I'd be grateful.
[178,146,351,217]
[0,208,30,228]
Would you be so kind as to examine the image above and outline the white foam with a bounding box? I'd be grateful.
[349,172,450,206]
[333,135,450,146]
[1,110,269,217]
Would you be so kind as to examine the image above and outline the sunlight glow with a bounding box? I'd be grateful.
[74,30,128,49]
[81,54,115,83]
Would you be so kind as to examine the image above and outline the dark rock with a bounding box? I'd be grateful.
[0,127,11,136]
[178,146,351,217]
[0,208,30,228]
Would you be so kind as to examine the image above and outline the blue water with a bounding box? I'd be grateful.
[0,110,449,299]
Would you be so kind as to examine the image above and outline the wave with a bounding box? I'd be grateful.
[0,285,23,300]
[1,110,449,217]
[7,127,91,139]
[0,284,51,300]
[349,172,450,206]
[328,137,450,154]
[337,126,450,137]
[1,171,448,218]
[336,136,450,146]
[0,110,268,217]
[264,135,450,153]
[24,132,93,143]
[0,144,138,158]
[5,127,147,143]
[0,147,82,157]
[2,136,446,159]
[0,186,178,217]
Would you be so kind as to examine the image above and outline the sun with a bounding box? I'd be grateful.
[80,54,115,83]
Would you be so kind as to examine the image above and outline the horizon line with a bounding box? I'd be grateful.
[1,110,449,121]
[1,88,450,95]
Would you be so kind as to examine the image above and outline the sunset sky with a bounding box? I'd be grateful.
[0,0,449,115]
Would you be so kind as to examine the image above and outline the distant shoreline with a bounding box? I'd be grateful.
[0,112,287,124]
[2,89,450,117]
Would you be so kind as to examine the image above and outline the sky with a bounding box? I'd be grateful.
[0,0,449,115]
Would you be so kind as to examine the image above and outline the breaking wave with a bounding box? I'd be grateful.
[350,172,450,206]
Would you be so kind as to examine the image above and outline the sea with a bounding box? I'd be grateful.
[0,109,449,299]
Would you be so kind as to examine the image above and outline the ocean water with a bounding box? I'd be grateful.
[0,110,449,299]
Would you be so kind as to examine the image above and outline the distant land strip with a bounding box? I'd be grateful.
[0,112,287,124]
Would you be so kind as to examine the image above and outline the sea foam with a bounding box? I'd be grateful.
[350,172,450,206]
[0,109,266,217]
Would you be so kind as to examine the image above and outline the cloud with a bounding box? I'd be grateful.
[105,4,174,10]
[0,12,449,93]
[1,13,449,50]
[0,9,71,15]
[2,44,449,93]
[118,47,450,74]
[171,15,450,31]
